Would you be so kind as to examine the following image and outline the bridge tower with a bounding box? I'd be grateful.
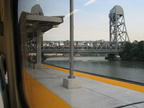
[109,5,130,43]
[106,5,130,60]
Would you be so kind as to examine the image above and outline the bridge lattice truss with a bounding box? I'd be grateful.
[28,40,125,54]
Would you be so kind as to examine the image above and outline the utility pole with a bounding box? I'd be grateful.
[62,0,80,89]
[69,0,75,78]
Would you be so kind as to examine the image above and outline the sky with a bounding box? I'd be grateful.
[18,0,144,42]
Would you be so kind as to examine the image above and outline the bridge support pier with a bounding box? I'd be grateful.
[105,54,121,61]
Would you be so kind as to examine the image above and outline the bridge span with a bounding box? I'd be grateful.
[28,40,125,54]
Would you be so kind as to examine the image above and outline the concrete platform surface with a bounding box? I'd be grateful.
[26,65,144,108]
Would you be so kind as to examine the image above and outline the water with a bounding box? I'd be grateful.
[44,57,144,84]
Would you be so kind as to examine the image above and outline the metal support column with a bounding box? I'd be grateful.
[69,0,75,78]
[36,29,42,69]
[62,0,80,89]
[115,12,118,52]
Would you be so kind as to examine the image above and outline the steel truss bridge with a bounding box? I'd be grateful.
[28,40,125,54]
[27,5,129,55]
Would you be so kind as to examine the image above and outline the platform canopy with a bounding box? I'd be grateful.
[19,11,64,39]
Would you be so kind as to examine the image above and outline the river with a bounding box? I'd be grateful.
[44,57,144,84]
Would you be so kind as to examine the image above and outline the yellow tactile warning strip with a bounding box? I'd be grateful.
[22,70,72,108]
[43,64,144,93]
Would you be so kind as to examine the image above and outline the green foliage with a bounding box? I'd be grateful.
[122,40,144,60]
[137,41,144,60]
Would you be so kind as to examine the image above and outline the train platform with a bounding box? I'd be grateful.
[24,64,144,108]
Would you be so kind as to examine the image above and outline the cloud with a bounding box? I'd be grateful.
[84,0,96,6]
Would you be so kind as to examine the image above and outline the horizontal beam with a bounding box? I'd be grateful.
[28,40,126,54]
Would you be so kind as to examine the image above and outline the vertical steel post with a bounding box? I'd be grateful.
[37,29,42,69]
[115,13,118,52]
[109,15,111,42]
[69,0,75,78]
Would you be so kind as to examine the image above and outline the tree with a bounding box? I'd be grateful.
[122,42,133,60]
[122,40,144,60]
[137,41,144,60]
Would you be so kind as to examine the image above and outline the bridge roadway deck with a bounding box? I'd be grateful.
[25,64,144,108]
[28,40,125,54]
[30,49,122,54]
